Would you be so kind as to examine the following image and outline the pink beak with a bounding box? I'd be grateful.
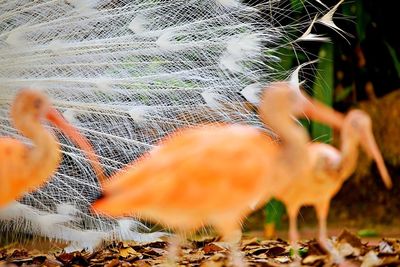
[301,94,345,131]
[360,127,392,189]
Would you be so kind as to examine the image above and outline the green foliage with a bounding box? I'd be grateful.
[311,43,334,144]
[341,0,369,42]
[289,247,308,257]
[264,198,285,229]
[357,229,379,237]
[290,0,306,13]
[385,42,400,78]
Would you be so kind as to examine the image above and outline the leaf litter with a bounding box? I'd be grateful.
[1,230,399,266]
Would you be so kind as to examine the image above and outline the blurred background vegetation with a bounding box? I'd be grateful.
[248,0,400,237]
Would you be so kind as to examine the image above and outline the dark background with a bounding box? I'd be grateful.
[246,0,400,231]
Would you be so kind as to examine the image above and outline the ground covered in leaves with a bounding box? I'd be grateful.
[1,231,399,266]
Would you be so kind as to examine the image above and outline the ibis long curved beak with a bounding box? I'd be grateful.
[262,81,345,130]
[45,107,106,184]
[360,126,392,189]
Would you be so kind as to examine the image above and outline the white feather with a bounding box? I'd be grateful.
[56,203,80,216]
[215,0,241,8]
[241,83,262,105]
[201,91,220,108]
[289,60,318,88]
[156,29,178,51]
[5,27,26,46]
[317,0,345,33]
[48,40,69,55]
[128,106,149,123]
[296,16,330,42]
[220,34,262,73]
[0,0,346,248]
[63,109,79,124]
[128,15,148,34]
[66,0,98,15]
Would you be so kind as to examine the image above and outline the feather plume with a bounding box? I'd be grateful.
[0,0,345,249]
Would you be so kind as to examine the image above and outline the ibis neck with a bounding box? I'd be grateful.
[260,109,309,146]
[260,108,309,158]
[338,133,359,180]
[22,120,61,183]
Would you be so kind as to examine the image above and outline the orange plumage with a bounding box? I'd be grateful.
[94,124,280,266]
[94,124,277,230]
[0,89,103,207]
[92,82,348,266]
[275,109,392,264]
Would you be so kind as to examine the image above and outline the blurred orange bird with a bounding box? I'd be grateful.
[276,108,392,260]
[0,89,104,207]
[93,82,345,266]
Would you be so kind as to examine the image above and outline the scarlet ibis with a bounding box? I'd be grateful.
[0,89,104,207]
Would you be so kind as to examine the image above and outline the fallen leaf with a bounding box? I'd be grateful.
[381,238,400,253]
[105,258,120,267]
[378,256,400,266]
[119,247,140,259]
[361,251,381,267]
[42,258,63,267]
[134,259,152,267]
[306,240,327,256]
[203,243,228,254]
[8,249,29,260]
[56,252,75,264]
[274,256,290,264]
[266,246,287,257]
[378,241,394,254]
[337,242,361,257]
[248,247,269,256]
[32,255,47,264]
[56,251,89,266]
[302,254,327,265]
[206,253,226,261]
[191,236,219,248]
[200,260,225,267]
[187,250,205,263]
[143,247,165,257]
[338,230,363,249]
[242,238,261,247]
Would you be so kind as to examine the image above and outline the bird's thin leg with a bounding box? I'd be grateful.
[287,205,301,266]
[215,221,245,267]
[166,231,186,266]
[315,201,344,265]
[315,200,329,249]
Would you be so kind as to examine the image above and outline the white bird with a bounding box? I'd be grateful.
[0,0,345,250]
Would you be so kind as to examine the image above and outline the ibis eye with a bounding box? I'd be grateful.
[350,119,362,130]
[33,98,43,109]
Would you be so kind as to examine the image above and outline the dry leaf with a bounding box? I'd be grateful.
[337,242,361,257]
[1,235,400,266]
[203,243,228,254]
[242,238,261,247]
[338,230,363,249]
[381,238,400,253]
[200,260,225,267]
[274,256,290,264]
[361,251,381,267]
[378,241,394,254]
[302,255,327,265]
[266,246,287,257]
[105,258,120,267]
[119,247,141,259]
